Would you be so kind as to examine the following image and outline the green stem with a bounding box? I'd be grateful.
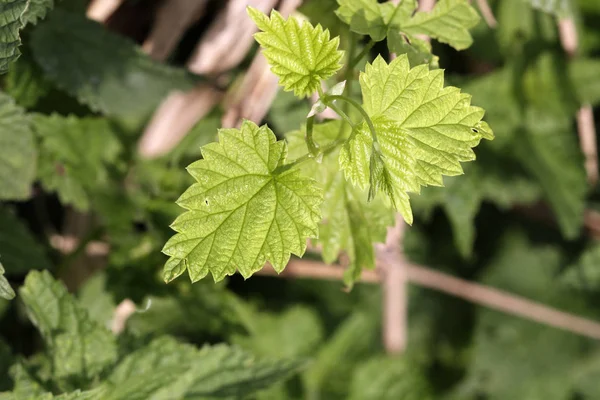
[327,101,355,129]
[274,137,345,175]
[305,115,320,157]
[349,39,375,70]
[324,94,379,147]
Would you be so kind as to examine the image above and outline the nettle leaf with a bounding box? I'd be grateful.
[0,206,51,274]
[0,263,15,300]
[34,114,122,211]
[163,120,322,283]
[248,6,343,98]
[341,55,492,224]
[30,9,197,122]
[287,121,394,285]
[19,271,118,384]
[104,336,304,400]
[0,91,36,200]
[399,0,481,51]
[0,0,28,74]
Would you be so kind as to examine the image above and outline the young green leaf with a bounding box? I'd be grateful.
[163,120,322,283]
[287,121,395,286]
[248,6,343,98]
[0,263,15,300]
[0,0,27,74]
[341,55,492,224]
[30,10,197,122]
[0,207,51,274]
[22,0,55,25]
[399,0,481,51]
[0,92,36,200]
[34,114,122,211]
[335,0,401,41]
[5,53,52,108]
[19,271,118,384]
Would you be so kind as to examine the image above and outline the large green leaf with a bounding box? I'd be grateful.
[341,55,492,224]
[0,207,51,274]
[0,91,36,200]
[30,10,197,122]
[104,336,304,400]
[19,271,118,385]
[248,7,343,98]
[163,120,323,283]
[34,114,122,211]
[287,120,394,285]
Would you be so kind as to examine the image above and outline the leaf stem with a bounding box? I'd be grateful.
[349,39,375,70]
[305,115,320,157]
[274,137,345,175]
[324,94,379,147]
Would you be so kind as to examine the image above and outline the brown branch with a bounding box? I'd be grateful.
[142,0,208,61]
[111,299,136,334]
[476,0,497,28]
[257,260,600,340]
[86,0,124,22]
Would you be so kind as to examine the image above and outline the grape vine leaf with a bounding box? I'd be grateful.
[287,121,394,285]
[0,207,51,274]
[0,263,14,300]
[336,0,480,51]
[30,9,197,122]
[248,6,343,98]
[19,270,118,384]
[340,55,492,224]
[0,91,36,200]
[162,120,323,283]
[34,114,122,211]
[0,0,28,74]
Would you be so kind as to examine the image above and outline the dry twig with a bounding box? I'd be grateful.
[87,0,124,22]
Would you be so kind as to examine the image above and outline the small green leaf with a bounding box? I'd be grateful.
[386,31,439,68]
[335,0,402,41]
[163,120,323,283]
[0,263,15,300]
[5,53,52,108]
[22,0,55,25]
[0,91,36,200]
[34,114,122,211]
[248,6,343,98]
[19,271,118,384]
[400,0,481,50]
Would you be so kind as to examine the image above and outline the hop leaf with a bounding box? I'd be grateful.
[248,6,343,98]
[341,55,493,223]
[162,120,322,283]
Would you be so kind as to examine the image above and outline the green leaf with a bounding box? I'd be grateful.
[561,244,600,291]
[19,271,118,385]
[335,0,400,41]
[5,53,52,108]
[22,0,55,25]
[525,0,573,17]
[0,0,28,74]
[0,263,15,300]
[105,336,304,400]
[348,356,433,400]
[0,206,51,274]
[162,120,323,283]
[77,273,115,329]
[34,114,122,211]
[248,6,343,98]
[30,10,197,122]
[0,91,36,200]
[516,109,586,239]
[400,0,481,50]
[342,55,492,224]
[386,30,439,68]
[287,121,394,285]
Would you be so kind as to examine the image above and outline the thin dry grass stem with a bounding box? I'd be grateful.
[257,260,600,340]
[86,0,124,22]
[221,0,302,128]
[142,0,208,61]
[138,85,223,158]
[559,18,598,184]
[476,0,497,28]
[187,0,279,75]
